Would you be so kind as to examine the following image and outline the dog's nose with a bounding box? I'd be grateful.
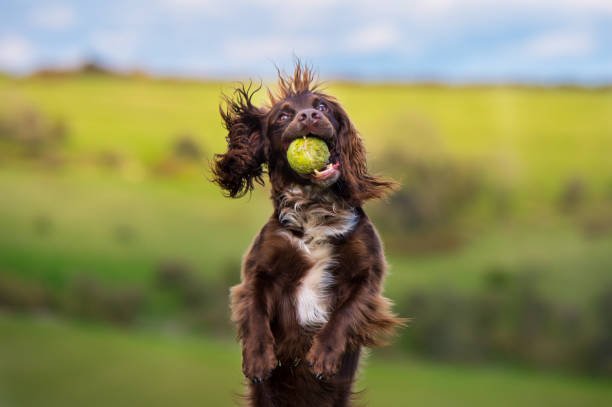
[297,108,322,125]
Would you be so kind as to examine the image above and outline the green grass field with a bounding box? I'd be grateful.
[1,75,612,405]
[2,76,611,201]
[1,76,611,295]
[1,167,611,309]
[1,315,611,407]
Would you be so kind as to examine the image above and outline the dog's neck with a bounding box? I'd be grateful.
[276,184,358,243]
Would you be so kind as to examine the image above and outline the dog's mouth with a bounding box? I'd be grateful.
[312,161,341,182]
[305,136,340,186]
[284,133,341,187]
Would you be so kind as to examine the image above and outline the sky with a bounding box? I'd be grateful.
[1,0,611,84]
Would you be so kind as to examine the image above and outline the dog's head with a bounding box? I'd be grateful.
[211,63,395,206]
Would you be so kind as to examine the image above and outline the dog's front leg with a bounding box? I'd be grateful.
[231,268,278,383]
[305,275,371,379]
[306,271,401,380]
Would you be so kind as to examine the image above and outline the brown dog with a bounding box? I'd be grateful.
[212,63,403,407]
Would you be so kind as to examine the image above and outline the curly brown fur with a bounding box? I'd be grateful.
[211,83,268,198]
[213,62,404,407]
[328,99,397,205]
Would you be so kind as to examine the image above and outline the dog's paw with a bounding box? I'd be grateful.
[242,342,278,383]
[306,339,343,380]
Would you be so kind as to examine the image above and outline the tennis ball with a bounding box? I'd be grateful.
[287,137,330,174]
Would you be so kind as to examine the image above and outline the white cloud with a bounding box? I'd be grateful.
[420,0,612,16]
[157,0,210,7]
[4,0,608,80]
[551,0,612,14]
[345,24,401,53]
[407,0,455,16]
[29,4,76,31]
[520,31,596,59]
[347,0,612,24]
[156,0,223,14]
[90,31,140,63]
[155,0,340,27]
[161,0,338,9]
[223,36,324,62]
[0,35,36,72]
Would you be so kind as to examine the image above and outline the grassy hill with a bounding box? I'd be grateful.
[2,315,611,407]
[2,76,611,201]
[1,74,612,404]
[1,74,611,298]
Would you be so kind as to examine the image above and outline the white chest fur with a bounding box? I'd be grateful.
[277,186,357,327]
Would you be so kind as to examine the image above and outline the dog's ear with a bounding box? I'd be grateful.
[333,102,396,205]
[212,84,268,198]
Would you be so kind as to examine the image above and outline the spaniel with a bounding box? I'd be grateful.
[212,63,403,407]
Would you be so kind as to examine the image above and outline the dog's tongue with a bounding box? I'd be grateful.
[313,162,340,180]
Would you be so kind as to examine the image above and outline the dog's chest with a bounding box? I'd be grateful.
[278,187,357,327]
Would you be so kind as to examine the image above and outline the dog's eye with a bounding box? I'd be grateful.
[315,102,328,112]
[278,112,291,122]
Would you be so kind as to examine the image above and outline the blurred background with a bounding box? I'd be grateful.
[1,1,611,406]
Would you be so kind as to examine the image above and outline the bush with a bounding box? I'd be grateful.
[0,273,52,311]
[66,274,144,325]
[0,106,68,159]
[371,150,491,253]
[558,177,587,214]
[155,259,232,333]
[172,134,204,161]
[580,205,612,239]
[398,268,612,376]
[584,285,612,375]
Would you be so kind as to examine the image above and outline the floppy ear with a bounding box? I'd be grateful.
[212,84,268,198]
[333,103,396,205]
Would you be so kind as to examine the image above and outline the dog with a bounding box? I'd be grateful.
[212,63,403,407]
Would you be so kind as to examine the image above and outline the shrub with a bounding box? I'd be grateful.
[0,106,68,158]
[154,259,232,333]
[0,273,52,311]
[558,177,587,214]
[371,150,489,253]
[66,274,144,325]
[397,268,612,376]
[172,134,204,161]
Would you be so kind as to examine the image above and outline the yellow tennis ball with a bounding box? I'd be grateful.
[287,137,330,174]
